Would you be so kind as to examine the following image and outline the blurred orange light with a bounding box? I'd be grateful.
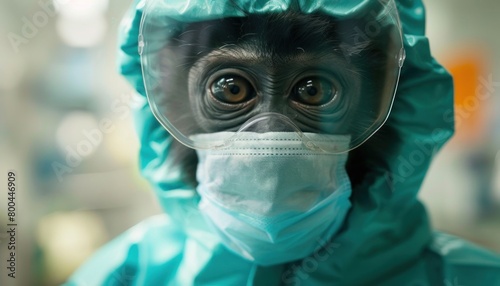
[443,49,490,144]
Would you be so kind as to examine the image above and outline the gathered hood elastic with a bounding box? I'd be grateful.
[118,0,454,284]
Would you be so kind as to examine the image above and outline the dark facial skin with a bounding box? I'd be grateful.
[154,11,397,185]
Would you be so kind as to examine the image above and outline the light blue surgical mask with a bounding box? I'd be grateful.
[192,132,352,266]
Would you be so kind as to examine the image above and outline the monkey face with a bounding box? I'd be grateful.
[141,7,404,153]
[187,43,361,135]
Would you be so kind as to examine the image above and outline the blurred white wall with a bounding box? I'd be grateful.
[0,1,162,285]
[420,0,500,251]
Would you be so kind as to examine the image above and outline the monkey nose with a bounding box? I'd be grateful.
[258,95,296,117]
[237,112,301,134]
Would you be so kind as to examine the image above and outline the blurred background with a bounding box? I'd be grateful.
[0,0,499,285]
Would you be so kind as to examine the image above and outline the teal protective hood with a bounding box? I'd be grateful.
[61,0,500,285]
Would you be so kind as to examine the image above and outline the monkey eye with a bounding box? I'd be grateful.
[210,75,255,104]
[291,77,336,106]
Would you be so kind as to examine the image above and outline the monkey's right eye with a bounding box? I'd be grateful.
[210,75,255,104]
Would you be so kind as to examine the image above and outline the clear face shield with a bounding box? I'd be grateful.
[139,0,405,153]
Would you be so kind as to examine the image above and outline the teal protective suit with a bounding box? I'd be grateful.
[66,0,500,285]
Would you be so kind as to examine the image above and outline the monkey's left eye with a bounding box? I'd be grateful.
[291,77,337,106]
[210,75,255,104]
